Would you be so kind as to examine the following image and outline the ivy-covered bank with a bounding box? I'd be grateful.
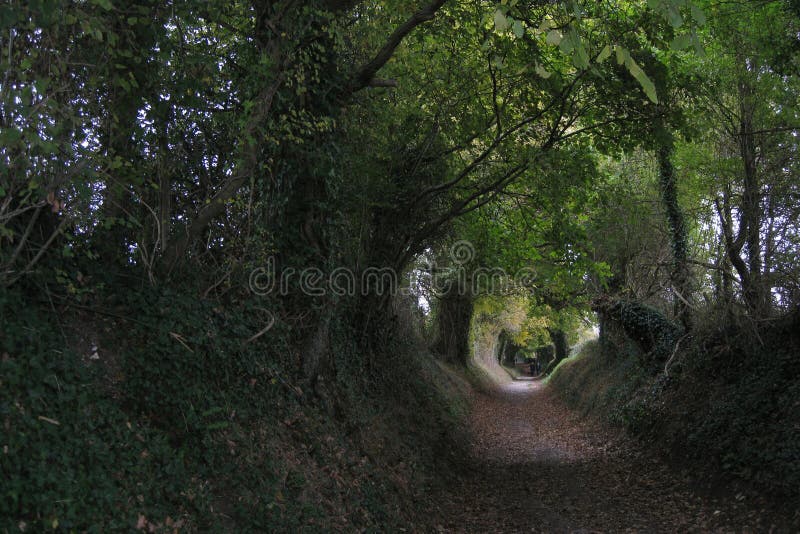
[0,285,470,531]
[549,310,800,503]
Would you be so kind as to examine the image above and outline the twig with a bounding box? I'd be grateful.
[137,197,161,285]
[202,267,233,299]
[664,334,689,377]
[5,217,68,287]
[170,332,194,353]
[5,206,42,272]
[47,297,150,327]
[671,285,698,311]
[243,312,276,345]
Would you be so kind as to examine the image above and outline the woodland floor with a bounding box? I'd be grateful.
[426,378,796,533]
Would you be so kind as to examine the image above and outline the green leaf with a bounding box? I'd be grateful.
[596,44,612,63]
[535,63,551,79]
[690,2,706,25]
[494,10,510,32]
[512,20,525,39]
[0,6,18,27]
[692,33,706,57]
[667,6,683,28]
[573,42,590,69]
[615,46,629,66]
[670,34,692,51]
[92,0,113,10]
[624,56,658,103]
[537,16,555,34]
[546,30,562,46]
[559,30,575,54]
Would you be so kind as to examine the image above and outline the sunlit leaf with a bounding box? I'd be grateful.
[535,63,551,79]
[546,29,562,45]
[624,56,658,103]
[494,10,510,32]
[615,45,629,66]
[596,44,612,63]
[512,20,525,38]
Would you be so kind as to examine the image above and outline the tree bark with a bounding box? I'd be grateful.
[544,328,569,374]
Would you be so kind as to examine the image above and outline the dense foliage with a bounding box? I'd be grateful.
[1,0,799,528]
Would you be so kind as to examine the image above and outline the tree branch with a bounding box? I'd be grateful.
[368,78,398,88]
[349,0,447,93]
[163,74,285,271]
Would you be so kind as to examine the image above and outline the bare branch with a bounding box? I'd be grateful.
[368,78,398,88]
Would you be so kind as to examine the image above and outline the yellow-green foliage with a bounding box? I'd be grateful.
[472,295,551,348]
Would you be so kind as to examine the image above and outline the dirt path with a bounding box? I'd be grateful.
[428,379,787,533]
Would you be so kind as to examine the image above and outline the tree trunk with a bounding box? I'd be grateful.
[544,328,568,374]
[433,289,474,365]
[657,140,692,329]
[737,71,769,316]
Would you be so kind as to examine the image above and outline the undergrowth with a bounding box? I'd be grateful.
[0,283,469,532]
[549,314,800,503]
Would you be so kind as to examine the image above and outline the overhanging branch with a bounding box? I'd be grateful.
[349,0,447,93]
